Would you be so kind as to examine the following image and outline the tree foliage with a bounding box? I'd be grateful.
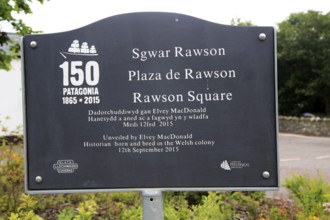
[277,10,330,116]
[0,0,45,70]
[230,18,253,26]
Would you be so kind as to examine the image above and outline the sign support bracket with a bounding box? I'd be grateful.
[142,190,164,220]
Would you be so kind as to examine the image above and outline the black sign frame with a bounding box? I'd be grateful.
[23,12,279,194]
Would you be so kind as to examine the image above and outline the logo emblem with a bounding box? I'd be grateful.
[53,160,78,173]
[220,160,250,171]
[60,39,98,59]
[220,160,231,170]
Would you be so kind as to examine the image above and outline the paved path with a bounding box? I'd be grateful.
[267,133,330,199]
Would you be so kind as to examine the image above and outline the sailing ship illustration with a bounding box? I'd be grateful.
[60,40,98,58]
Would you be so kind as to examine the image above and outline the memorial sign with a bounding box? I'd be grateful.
[23,12,278,193]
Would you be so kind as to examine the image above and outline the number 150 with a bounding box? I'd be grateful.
[59,61,100,86]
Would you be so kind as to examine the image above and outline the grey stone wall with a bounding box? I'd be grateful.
[279,116,330,137]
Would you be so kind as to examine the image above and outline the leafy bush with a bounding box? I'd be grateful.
[164,192,192,219]
[58,207,75,220]
[74,199,99,220]
[284,173,330,219]
[192,192,236,219]
[269,198,299,219]
[164,191,269,219]
[9,194,42,220]
[0,145,24,215]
